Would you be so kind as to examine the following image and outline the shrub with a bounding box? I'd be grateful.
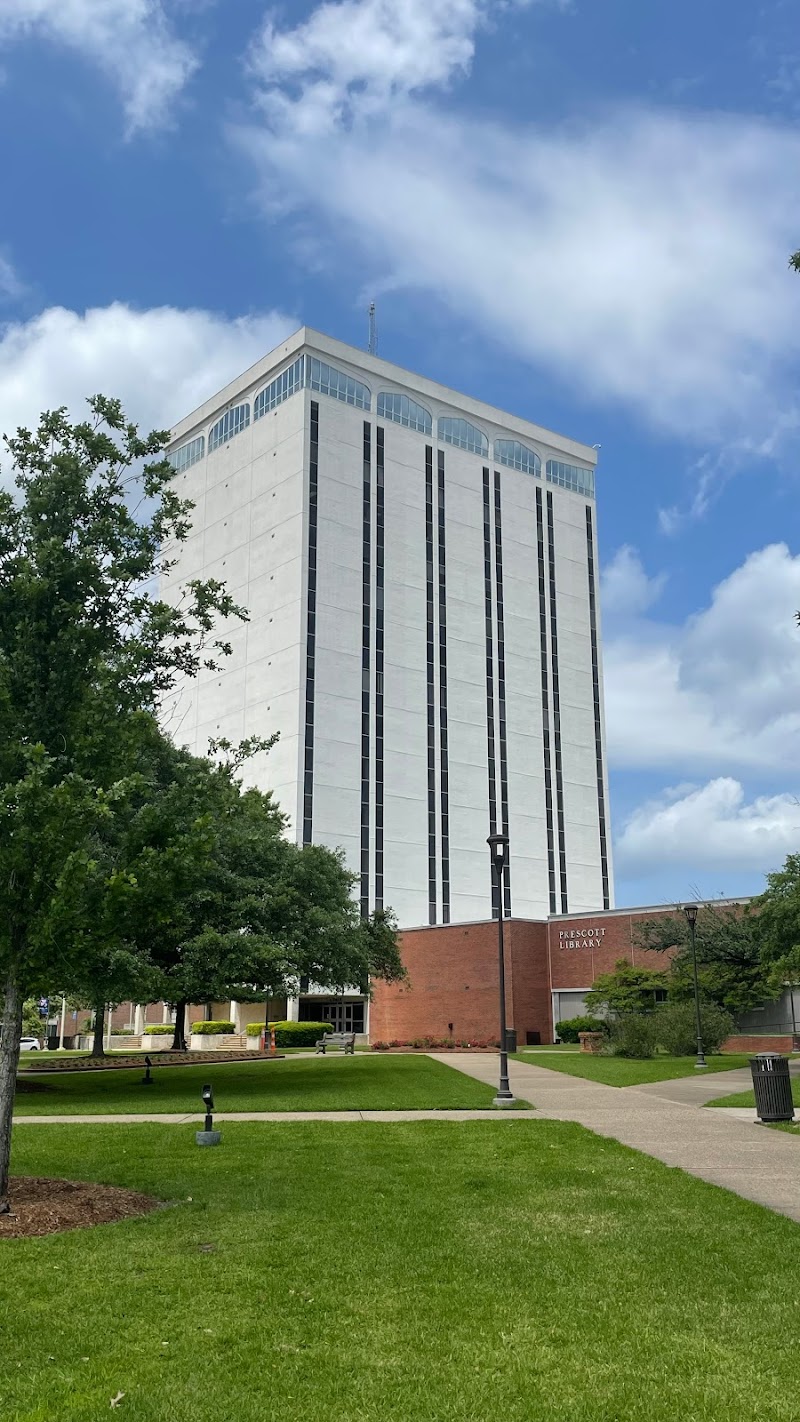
[606,1013,657,1058]
[555,1015,608,1044]
[271,1021,334,1047]
[656,1001,733,1056]
[372,1041,390,1051]
[190,1020,235,1036]
[389,1039,408,1048]
[142,1024,176,1036]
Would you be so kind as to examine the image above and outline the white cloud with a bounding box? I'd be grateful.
[250,0,500,134]
[615,778,800,876]
[601,545,666,618]
[0,0,199,131]
[0,303,294,458]
[603,543,800,774]
[240,0,800,451]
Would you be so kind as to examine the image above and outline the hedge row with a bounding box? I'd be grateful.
[190,1021,235,1035]
[245,1020,335,1047]
[142,1024,177,1036]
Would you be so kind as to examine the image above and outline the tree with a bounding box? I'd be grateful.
[21,1000,46,1041]
[634,904,767,1015]
[0,399,244,1212]
[129,744,405,1046]
[585,960,669,1015]
[752,855,800,995]
[791,250,800,274]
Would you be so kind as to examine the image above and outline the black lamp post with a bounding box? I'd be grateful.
[487,832,515,1106]
[682,904,707,1070]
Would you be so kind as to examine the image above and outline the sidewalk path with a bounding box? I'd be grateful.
[432,1053,800,1223]
[12,1109,538,1125]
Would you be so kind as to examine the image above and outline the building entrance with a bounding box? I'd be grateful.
[299,1000,365,1033]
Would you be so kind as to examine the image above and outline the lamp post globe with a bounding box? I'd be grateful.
[487,832,515,1106]
[682,903,707,1070]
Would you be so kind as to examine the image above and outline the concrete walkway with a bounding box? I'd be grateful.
[432,1053,800,1223]
[12,1109,538,1125]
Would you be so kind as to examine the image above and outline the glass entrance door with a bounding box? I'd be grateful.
[324,1002,365,1033]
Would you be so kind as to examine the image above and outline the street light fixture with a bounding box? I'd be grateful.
[487,832,515,1106]
[682,903,707,1070]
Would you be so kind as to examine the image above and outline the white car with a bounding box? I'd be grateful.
[20,1037,43,1051]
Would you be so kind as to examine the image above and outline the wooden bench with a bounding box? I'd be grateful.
[315,1032,356,1055]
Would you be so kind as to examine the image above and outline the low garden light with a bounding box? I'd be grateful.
[196,1083,221,1147]
[682,903,707,1071]
[141,1055,153,1087]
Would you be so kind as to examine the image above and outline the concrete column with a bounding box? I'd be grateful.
[162,1002,170,1024]
[133,1004,144,1036]
[286,997,300,1022]
[229,1000,240,1032]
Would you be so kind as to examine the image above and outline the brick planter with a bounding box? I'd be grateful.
[190,1033,246,1052]
[578,1032,605,1055]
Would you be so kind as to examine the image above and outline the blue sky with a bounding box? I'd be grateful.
[1,0,799,908]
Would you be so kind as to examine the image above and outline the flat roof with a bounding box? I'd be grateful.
[170,324,598,466]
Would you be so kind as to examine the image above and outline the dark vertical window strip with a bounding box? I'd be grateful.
[586,506,611,910]
[425,446,437,924]
[360,420,371,916]
[482,469,500,919]
[374,427,385,911]
[535,489,557,913]
[437,450,450,924]
[546,491,568,912]
[302,402,319,847]
[493,472,512,918]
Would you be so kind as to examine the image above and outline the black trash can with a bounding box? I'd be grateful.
[750,1053,794,1123]
[504,1029,517,1054]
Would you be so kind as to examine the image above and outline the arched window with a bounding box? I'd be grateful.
[438,415,488,456]
[168,434,205,472]
[377,391,432,434]
[307,357,370,410]
[494,439,541,477]
[208,403,250,453]
[546,459,595,498]
[254,356,306,420]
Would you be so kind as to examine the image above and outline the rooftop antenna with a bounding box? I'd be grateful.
[368,301,377,356]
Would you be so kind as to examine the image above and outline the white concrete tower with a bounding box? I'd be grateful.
[163,328,613,928]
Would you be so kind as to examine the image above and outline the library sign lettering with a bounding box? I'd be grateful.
[558,928,606,949]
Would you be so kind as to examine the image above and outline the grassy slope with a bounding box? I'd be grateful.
[4,1122,800,1422]
[510,1052,751,1086]
[14,1054,499,1114]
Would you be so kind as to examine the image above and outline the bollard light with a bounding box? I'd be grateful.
[141,1054,154,1087]
[196,1083,221,1147]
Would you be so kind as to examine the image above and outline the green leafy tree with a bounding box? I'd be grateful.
[0,398,244,1212]
[752,855,800,995]
[21,1001,46,1040]
[585,959,668,1015]
[634,904,767,1015]
[129,742,405,1048]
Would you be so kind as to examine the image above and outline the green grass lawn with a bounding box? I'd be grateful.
[5,1122,800,1421]
[707,1075,800,1110]
[14,1053,501,1114]
[511,1052,751,1086]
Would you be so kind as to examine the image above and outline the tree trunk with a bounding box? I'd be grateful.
[171,1000,187,1052]
[91,1001,106,1058]
[0,965,24,1214]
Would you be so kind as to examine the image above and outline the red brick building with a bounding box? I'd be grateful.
[370,903,701,1045]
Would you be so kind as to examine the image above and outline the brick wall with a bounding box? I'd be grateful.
[371,907,684,1045]
[546,907,681,990]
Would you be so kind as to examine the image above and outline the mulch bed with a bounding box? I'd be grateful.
[18,1051,284,1074]
[0,1177,162,1239]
